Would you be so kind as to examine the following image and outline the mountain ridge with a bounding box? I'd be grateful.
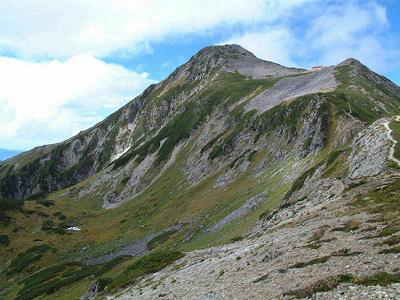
[1,44,400,300]
[2,44,397,204]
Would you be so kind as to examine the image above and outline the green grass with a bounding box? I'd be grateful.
[284,147,351,201]
[331,248,362,257]
[182,157,292,250]
[389,120,400,161]
[0,234,10,246]
[114,72,277,169]
[289,256,331,269]
[378,224,400,237]
[335,64,400,122]
[230,236,244,242]
[378,235,400,247]
[13,256,130,300]
[331,219,361,232]
[147,230,178,250]
[154,80,200,104]
[350,179,400,240]
[6,245,54,275]
[356,272,400,286]
[5,63,400,299]
[379,246,400,254]
[284,274,354,298]
[108,250,184,292]
[286,272,400,298]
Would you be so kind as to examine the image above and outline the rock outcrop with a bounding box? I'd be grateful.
[2,45,400,300]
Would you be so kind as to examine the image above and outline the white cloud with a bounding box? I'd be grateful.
[0,0,326,150]
[221,0,399,73]
[0,55,154,150]
[0,0,270,58]
[1,0,398,150]
[224,27,298,67]
[306,0,394,71]
[263,0,322,21]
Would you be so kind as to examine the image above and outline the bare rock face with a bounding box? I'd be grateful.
[208,193,267,233]
[349,118,392,179]
[2,45,400,300]
[186,44,305,80]
[245,67,338,113]
[1,44,400,210]
[109,114,400,299]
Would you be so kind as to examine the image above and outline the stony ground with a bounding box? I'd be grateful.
[109,175,400,300]
[245,67,337,113]
[106,117,400,300]
[310,283,400,299]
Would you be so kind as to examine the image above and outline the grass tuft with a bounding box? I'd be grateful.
[108,250,184,292]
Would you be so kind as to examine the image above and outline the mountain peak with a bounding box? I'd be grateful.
[178,44,304,81]
[338,57,363,67]
[2,41,400,300]
[195,44,255,58]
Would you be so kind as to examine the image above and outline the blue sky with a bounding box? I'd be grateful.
[0,0,399,150]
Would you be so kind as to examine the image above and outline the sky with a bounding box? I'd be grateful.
[0,0,399,150]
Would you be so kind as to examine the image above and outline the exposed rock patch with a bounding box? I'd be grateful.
[208,194,267,233]
[349,118,393,179]
[245,67,337,113]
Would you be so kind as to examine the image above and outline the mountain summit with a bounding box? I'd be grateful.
[182,44,305,80]
[1,44,398,205]
[1,45,400,299]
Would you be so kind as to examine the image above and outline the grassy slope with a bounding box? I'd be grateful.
[0,142,296,299]
[0,73,285,299]
[2,65,400,299]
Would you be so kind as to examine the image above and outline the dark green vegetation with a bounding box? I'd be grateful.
[389,120,400,161]
[108,250,184,292]
[13,256,130,300]
[379,246,400,254]
[289,256,331,269]
[147,230,178,250]
[0,234,10,246]
[286,272,400,298]
[1,49,400,300]
[253,273,269,283]
[335,63,400,123]
[0,194,23,212]
[113,72,276,169]
[377,235,400,247]
[284,148,350,201]
[0,97,133,205]
[230,236,244,243]
[350,179,400,239]
[304,238,337,250]
[0,143,95,203]
[331,248,362,257]
[332,219,361,232]
[6,245,54,275]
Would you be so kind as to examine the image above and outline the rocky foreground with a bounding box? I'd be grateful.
[2,45,400,300]
[110,118,400,299]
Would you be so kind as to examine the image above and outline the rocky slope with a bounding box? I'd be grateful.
[1,45,399,207]
[0,45,306,203]
[1,45,400,300]
[110,117,400,300]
